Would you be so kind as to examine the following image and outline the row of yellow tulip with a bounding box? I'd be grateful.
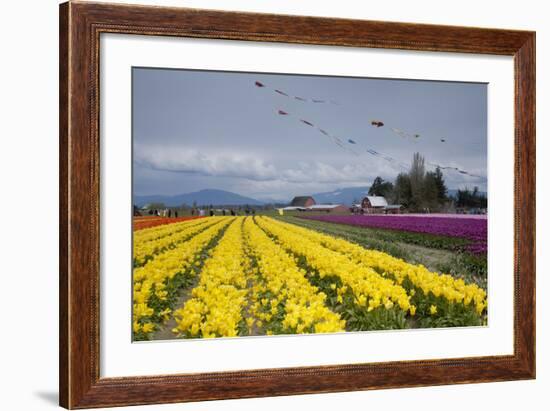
[134,216,206,243]
[172,219,249,338]
[133,217,234,336]
[243,217,345,335]
[133,217,220,266]
[259,217,487,315]
[255,216,413,315]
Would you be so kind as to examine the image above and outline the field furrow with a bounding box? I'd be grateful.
[172,218,249,338]
[261,217,487,327]
[255,216,413,330]
[243,217,345,335]
[132,216,233,339]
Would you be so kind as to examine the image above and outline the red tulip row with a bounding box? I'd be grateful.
[133,216,204,231]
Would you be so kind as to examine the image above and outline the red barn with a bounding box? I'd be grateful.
[290,196,316,207]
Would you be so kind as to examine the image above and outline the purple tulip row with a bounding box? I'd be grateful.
[302,215,487,254]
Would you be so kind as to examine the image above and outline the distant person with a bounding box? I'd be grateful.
[222,209,226,216]
[175,211,178,218]
[168,209,172,218]
[230,209,235,216]
[209,209,214,217]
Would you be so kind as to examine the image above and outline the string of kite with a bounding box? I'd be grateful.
[427,162,484,179]
[255,80,486,180]
[277,108,413,171]
[277,107,484,178]
[255,80,339,105]
[276,109,360,157]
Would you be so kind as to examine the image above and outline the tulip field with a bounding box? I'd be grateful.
[132,215,487,341]
[301,214,487,255]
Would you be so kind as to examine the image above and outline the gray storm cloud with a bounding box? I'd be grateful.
[135,145,400,185]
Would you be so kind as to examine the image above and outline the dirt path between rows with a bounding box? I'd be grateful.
[283,216,457,274]
[152,285,196,341]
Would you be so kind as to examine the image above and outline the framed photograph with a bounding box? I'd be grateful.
[59,1,535,408]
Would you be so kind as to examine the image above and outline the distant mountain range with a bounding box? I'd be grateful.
[134,186,485,208]
[135,187,373,208]
[134,189,264,207]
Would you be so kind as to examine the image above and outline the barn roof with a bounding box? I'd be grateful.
[307,204,345,210]
[365,196,388,207]
[290,196,316,207]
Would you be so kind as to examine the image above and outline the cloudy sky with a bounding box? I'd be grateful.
[133,67,487,202]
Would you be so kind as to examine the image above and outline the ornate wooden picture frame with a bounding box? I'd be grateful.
[59,1,535,408]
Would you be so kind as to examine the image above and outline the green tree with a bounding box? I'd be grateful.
[456,186,487,209]
[424,171,439,210]
[368,176,394,197]
[433,167,448,203]
[409,152,426,211]
[392,172,412,208]
[390,153,449,212]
